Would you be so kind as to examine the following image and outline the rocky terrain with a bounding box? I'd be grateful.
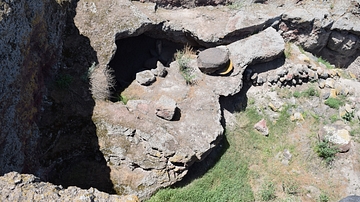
[0,0,360,201]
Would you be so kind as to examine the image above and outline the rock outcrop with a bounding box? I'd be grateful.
[1,0,360,200]
[0,172,138,202]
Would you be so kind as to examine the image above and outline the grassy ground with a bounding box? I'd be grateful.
[147,82,356,201]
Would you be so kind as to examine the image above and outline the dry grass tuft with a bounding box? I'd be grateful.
[89,64,115,100]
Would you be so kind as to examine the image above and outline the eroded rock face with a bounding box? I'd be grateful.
[0,172,139,202]
[0,0,69,175]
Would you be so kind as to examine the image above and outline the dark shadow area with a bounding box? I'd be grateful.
[171,107,181,121]
[36,0,115,194]
[108,34,185,95]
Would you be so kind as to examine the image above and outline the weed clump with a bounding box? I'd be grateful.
[175,45,196,85]
[342,111,354,122]
[315,139,338,165]
[293,86,319,98]
[260,182,276,201]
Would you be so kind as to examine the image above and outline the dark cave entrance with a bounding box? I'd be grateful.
[108,34,192,98]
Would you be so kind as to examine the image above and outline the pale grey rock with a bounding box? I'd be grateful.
[155,95,177,121]
[197,46,229,74]
[282,8,315,26]
[226,6,282,40]
[320,123,351,153]
[325,78,335,88]
[151,61,168,77]
[136,70,156,85]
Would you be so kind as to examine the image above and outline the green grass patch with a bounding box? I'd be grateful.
[293,86,319,98]
[324,97,345,109]
[260,181,276,201]
[302,86,319,97]
[298,45,306,54]
[148,103,297,202]
[293,91,301,98]
[317,57,334,69]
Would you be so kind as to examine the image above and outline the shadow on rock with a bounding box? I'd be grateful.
[171,134,230,188]
[37,1,115,194]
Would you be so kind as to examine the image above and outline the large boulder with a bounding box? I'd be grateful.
[197,46,230,74]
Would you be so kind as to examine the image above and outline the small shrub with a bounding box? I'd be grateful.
[330,114,338,123]
[318,193,330,202]
[282,180,299,195]
[324,97,344,109]
[293,91,301,98]
[302,86,319,97]
[56,74,73,89]
[342,111,354,122]
[260,182,276,201]
[317,57,334,69]
[315,140,338,165]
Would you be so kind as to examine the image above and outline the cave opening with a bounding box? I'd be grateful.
[108,33,198,100]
